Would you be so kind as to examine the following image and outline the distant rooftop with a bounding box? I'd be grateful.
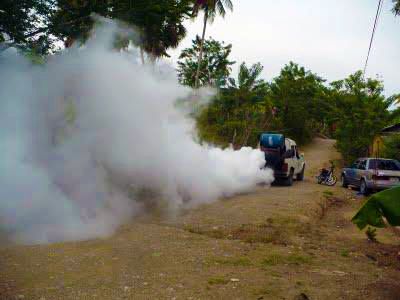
[381,122,400,133]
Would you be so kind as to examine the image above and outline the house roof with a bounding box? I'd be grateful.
[381,122,400,133]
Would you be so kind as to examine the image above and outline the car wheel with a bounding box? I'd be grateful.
[285,169,294,186]
[360,179,369,195]
[296,165,305,181]
[341,175,348,188]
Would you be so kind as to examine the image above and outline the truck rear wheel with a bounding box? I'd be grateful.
[285,169,294,186]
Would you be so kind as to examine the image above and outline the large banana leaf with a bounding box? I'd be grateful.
[352,186,400,230]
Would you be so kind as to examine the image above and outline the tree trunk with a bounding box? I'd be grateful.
[149,50,157,64]
[194,10,208,89]
[239,112,252,148]
[232,129,237,148]
[140,47,145,64]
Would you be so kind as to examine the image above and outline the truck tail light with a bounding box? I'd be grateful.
[282,163,288,172]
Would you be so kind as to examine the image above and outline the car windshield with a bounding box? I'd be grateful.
[368,159,400,171]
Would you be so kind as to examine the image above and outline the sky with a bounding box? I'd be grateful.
[166,0,400,97]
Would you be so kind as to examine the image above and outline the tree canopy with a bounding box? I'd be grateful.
[50,0,194,60]
[177,36,235,87]
[0,0,195,59]
[194,57,399,162]
[197,61,274,149]
[0,0,56,54]
[393,0,400,15]
[193,0,233,88]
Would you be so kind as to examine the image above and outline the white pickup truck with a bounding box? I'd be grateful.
[259,133,305,186]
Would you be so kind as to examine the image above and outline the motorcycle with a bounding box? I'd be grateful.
[316,161,337,186]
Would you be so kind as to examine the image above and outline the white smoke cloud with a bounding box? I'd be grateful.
[0,20,273,244]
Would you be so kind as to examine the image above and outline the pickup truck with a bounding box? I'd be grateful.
[259,133,305,186]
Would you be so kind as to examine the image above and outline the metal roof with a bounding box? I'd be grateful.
[381,123,400,133]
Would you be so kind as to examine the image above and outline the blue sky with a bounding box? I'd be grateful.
[167,0,400,97]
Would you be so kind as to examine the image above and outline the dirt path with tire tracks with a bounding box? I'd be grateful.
[1,138,400,300]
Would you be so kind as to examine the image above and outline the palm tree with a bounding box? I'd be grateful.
[193,0,233,88]
[228,62,267,98]
[227,62,271,148]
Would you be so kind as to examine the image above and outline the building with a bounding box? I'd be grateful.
[370,122,400,157]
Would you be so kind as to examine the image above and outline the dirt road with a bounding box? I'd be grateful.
[1,138,400,300]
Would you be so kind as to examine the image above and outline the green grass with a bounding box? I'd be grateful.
[261,254,285,266]
[261,253,311,267]
[287,254,311,265]
[206,256,253,267]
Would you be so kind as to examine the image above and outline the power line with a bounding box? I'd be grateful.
[363,0,384,77]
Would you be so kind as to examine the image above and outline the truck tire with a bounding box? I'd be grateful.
[296,165,305,181]
[285,169,294,186]
[341,174,348,188]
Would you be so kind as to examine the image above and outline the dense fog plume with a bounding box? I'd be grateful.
[0,21,274,244]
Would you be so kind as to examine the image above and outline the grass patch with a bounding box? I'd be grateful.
[261,254,285,266]
[296,281,305,286]
[232,225,286,244]
[340,248,349,257]
[315,194,347,220]
[183,224,227,239]
[323,190,334,197]
[183,216,320,246]
[252,285,281,297]
[206,256,253,267]
[267,270,282,278]
[261,253,311,267]
[287,254,311,265]
[207,276,229,285]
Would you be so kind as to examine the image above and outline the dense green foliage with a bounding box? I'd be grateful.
[394,0,400,15]
[330,71,395,162]
[197,62,276,148]
[197,61,332,148]
[195,57,399,162]
[381,135,400,161]
[51,0,194,59]
[0,0,56,54]
[177,36,235,87]
[269,62,328,145]
[49,0,111,47]
[1,0,194,59]
[192,0,233,88]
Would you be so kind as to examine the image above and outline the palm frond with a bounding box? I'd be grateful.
[228,77,237,88]
[216,1,226,17]
[222,0,233,12]
[238,62,249,88]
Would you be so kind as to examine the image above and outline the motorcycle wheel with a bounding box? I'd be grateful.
[326,175,337,186]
